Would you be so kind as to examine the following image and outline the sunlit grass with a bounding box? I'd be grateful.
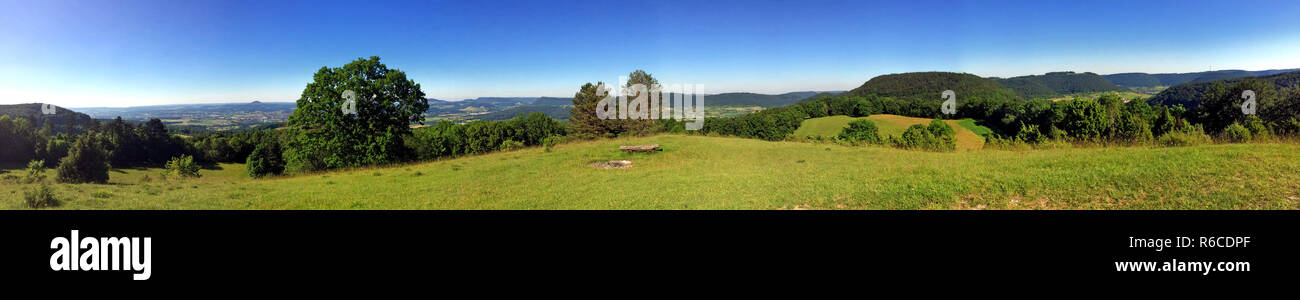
[793,115,986,150]
[3,134,1298,210]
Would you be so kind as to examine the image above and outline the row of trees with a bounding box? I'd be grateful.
[405,112,565,161]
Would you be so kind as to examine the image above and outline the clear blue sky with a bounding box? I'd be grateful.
[2,0,1298,107]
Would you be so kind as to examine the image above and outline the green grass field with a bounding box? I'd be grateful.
[3,134,1298,210]
[793,115,989,150]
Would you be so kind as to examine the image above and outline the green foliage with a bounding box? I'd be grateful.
[246,139,286,178]
[1060,99,1109,140]
[1157,126,1213,147]
[1243,115,1271,140]
[24,160,47,184]
[498,140,525,151]
[24,183,59,209]
[995,72,1123,98]
[407,112,565,159]
[1015,123,1044,144]
[1276,118,1300,137]
[1149,70,1300,110]
[1191,79,1277,133]
[895,120,956,152]
[284,56,429,173]
[1222,123,1252,143]
[566,70,663,138]
[55,135,110,184]
[163,155,202,179]
[542,135,566,152]
[836,119,882,144]
[1112,113,1154,144]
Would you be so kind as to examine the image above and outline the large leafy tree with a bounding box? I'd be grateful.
[284,56,429,172]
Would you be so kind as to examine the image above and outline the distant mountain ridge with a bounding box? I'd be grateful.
[993,71,1123,98]
[1103,69,1300,87]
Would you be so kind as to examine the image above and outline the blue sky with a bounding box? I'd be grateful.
[2,0,1299,107]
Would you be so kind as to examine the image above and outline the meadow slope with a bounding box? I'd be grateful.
[793,115,987,150]
[4,135,1299,210]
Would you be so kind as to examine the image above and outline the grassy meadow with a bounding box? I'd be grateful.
[3,134,1299,210]
[793,115,988,150]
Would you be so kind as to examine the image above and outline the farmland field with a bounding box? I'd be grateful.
[4,134,1298,210]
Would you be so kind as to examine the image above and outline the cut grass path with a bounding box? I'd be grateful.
[3,134,1298,210]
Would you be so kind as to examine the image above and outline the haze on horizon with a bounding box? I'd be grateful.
[2,0,1299,108]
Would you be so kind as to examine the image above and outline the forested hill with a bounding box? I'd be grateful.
[1104,68,1300,87]
[846,72,1020,102]
[1147,70,1300,109]
[0,103,93,128]
[993,72,1123,98]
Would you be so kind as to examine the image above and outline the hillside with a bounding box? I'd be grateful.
[1104,68,1300,88]
[5,134,1298,209]
[993,72,1123,98]
[0,103,93,128]
[846,72,1020,103]
[1147,70,1300,108]
[792,115,987,151]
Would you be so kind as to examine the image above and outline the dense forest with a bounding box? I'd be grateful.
[993,72,1123,98]
[1148,70,1300,108]
[1103,68,1300,88]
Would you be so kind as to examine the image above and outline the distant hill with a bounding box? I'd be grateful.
[1147,70,1300,108]
[698,91,828,107]
[993,72,1122,98]
[0,103,93,128]
[846,72,1019,103]
[467,92,834,121]
[1104,68,1300,87]
[477,105,572,121]
[75,101,296,120]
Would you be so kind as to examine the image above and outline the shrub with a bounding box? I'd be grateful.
[985,135,1031,151]
[24,160,47,184]
[1015,123,1044,144]
[1243,115,1271,141]
[1276,118,1300,137]
[1157,130,1212,147]
[24,183,59,209]
[56,135,110,184]
[542,135,565,152]
[247,140,285,178]
[836,119,882,144]
[1222,123,1252,143]
[163,155,202,179]
[896,121,956,152]
[499,139,525,151]
[1111,113,1154,144]
[92,190,113,199]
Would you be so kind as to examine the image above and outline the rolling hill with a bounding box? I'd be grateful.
[1147,70,1300,108]
[1104,68,1300,88]
[993,72,1123,98]
[0,103,93,129]
[846,72,1020,102]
